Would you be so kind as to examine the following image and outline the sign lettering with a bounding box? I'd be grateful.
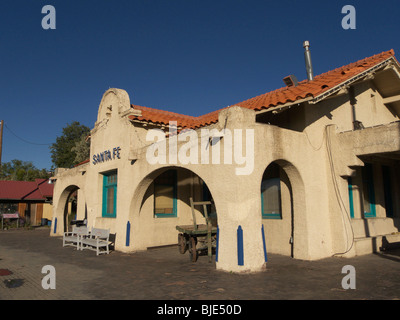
[93,147,121,165]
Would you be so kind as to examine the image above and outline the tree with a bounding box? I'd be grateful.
[71,134,91,165]
[50,122,90,168]
[0,159,50,181]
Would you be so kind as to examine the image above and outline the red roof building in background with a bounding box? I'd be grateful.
[0,179,54,226]
[0,179,53,201]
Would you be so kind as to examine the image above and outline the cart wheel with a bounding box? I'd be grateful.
[178,233,187,254]
[189,236,198,262]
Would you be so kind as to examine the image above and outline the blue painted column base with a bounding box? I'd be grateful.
[53,218,57,234]
[237,225,244,266]
[126,221,131,247]
[216,226,219,262]
[261,224,268,262]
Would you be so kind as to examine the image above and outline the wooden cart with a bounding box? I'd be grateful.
[176,198,217,262]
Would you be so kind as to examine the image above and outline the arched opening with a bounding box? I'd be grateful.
[58,185,87,233]
[261,162,294,257]
[129,166,218,259]
[260,159,307,259]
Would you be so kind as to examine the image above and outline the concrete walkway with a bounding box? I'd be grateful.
[0,228,399,300]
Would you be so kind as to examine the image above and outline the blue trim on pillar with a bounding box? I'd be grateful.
[53,218,57,234]
[126,221,131,247]
[216,226,219,262]
[237,225,244,266]
[348,177,355,219]
[261,224,268,262]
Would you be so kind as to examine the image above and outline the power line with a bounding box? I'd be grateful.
[3,122,52,146]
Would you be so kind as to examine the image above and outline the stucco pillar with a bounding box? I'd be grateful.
[211,106,266,272]
[213,176,266,273]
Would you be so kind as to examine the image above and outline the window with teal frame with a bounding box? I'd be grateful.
[362,163,376,218]
[154,170,177,218]
[102,171,117,218]
[261,164,282,219]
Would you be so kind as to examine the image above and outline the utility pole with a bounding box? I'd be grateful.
[0,120,3,165]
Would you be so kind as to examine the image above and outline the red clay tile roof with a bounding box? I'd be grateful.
[74,159,90,167]
[131,104,220,130]
[129,49,396,129]
[131,105,197,128]
[0,179,53,201]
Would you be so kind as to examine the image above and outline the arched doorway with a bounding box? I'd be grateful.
[261,160,306,258]
[261,162,293,257]
[57,185,87,233]
[129,166,218,258]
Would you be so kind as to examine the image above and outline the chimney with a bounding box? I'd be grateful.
[303,41,314,81]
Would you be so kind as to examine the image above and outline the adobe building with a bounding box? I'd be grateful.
[50,48,400,273]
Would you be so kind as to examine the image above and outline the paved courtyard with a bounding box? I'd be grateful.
[0,227,399,301]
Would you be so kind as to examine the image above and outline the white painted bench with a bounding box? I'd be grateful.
[81,228,111,255]
[63,226,89,249]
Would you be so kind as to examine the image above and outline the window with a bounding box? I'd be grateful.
[154,170,177,218]
[261,164,282,219]
[362,163,376,218]
[102,171,117,218]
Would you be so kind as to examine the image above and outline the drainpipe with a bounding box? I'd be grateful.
[349,86,363,130]
[303,41,314,81]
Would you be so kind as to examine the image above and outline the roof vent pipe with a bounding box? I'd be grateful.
[303,41,314,81]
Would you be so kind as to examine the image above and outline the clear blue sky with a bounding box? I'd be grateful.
[1,0,399,170]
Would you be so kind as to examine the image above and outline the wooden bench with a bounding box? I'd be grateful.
[63,226,89,249]
[80,228,111,255]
